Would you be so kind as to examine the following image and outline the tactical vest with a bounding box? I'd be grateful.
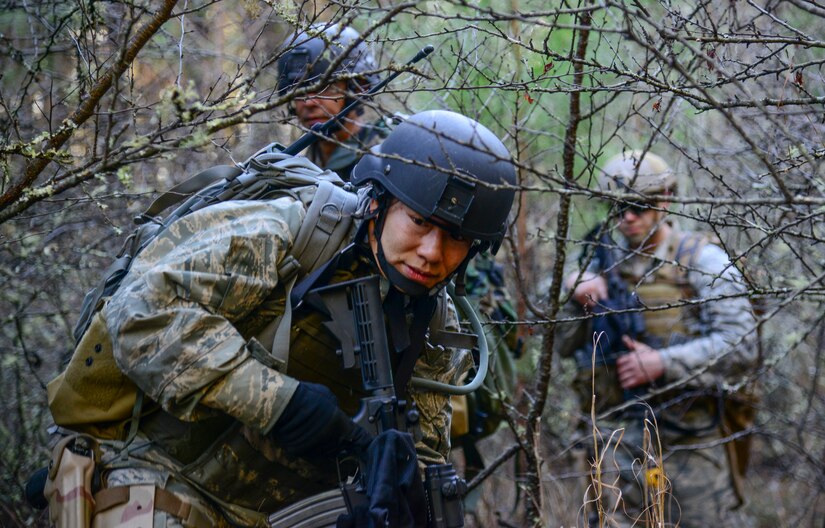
[573,229,713,420]
[620,229,708,348]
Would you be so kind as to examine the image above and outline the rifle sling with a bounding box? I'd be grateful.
[391,293,438,401]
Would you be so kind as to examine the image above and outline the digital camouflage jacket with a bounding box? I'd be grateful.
[62,193,471,525]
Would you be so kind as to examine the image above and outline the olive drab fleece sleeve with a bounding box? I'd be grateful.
[104,198,306,433]
[657,243,757,387]
[410,295,474,466]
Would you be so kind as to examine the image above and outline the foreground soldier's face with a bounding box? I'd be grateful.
[371,200,472,290]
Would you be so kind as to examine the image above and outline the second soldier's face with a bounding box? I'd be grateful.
[294,81,347,129]
[616,201,667,248]
[370,200,472,290]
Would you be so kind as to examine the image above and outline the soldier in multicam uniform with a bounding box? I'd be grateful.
[555,151,757,527]
[276,23,390,182]
[45,110,516,527]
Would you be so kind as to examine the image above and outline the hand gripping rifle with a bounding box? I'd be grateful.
[268,275,477,527]
[573,228,647,401]
[317,275,467,527]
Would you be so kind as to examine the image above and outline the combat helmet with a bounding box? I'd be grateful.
[276,23,379,100]
[351,110,516,296]
[600,150,677,196]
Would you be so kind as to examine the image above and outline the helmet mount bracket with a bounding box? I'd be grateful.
[433,174,475,227]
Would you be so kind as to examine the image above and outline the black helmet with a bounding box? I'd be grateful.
[276,23,379,97]
[351,110,516,254]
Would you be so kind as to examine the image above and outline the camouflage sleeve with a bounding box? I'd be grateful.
[554,301,590,359]
[553,250,597,359]
[658,243,757,386]
[410,294,474,466]
[104,199,306,433]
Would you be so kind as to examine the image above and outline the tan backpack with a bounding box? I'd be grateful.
[48,152,358,439]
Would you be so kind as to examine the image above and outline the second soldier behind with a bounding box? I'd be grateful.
[276,23,390,181]
[555,151,758,527]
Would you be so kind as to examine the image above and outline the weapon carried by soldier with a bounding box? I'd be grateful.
[271,275,474,527]
[573,228,645,381]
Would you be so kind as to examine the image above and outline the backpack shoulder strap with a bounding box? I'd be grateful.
[279,180,358,280]
[137,165,243,224]
[259,181,359,372]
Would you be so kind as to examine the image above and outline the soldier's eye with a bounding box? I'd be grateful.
[409,215,426,226]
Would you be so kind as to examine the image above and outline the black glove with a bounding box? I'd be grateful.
[271,382,372,457]
[336,430,427,528]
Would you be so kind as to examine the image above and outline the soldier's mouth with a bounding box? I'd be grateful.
[403,264,437,285]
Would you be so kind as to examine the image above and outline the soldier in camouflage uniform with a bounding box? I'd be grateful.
[555,151,757,527]
[46,110,516,527]
[276,23,390,181]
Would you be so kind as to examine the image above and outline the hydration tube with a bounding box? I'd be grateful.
[410,283,489,395]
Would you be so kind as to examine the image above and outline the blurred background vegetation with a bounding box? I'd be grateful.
[1,0,824,526]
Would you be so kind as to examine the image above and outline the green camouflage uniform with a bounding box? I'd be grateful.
[51,194,471,527]
[306,119,389,181]
[556,225,757,527]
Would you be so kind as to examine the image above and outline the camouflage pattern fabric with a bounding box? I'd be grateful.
[556,226,757,527]
[50,193,471,526]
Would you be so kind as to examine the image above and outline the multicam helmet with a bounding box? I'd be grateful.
[600,150,677,195]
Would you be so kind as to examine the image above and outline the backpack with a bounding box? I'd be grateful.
[48,149,359,438]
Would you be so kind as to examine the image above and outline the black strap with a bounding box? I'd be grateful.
[392,294,437,401]
[384,287,410,353]
[290,244,357,310]
[137,165,243,224]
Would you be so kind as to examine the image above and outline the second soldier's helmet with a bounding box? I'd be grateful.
[600,150,677,195]
[276,23,379,97]
[351,110,516,255]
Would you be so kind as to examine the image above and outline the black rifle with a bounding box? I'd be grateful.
[573,228,647,399]
[307,275,467,528]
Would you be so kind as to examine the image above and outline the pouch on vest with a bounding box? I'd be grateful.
[45,434,99,528]
[47,310,137,439]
